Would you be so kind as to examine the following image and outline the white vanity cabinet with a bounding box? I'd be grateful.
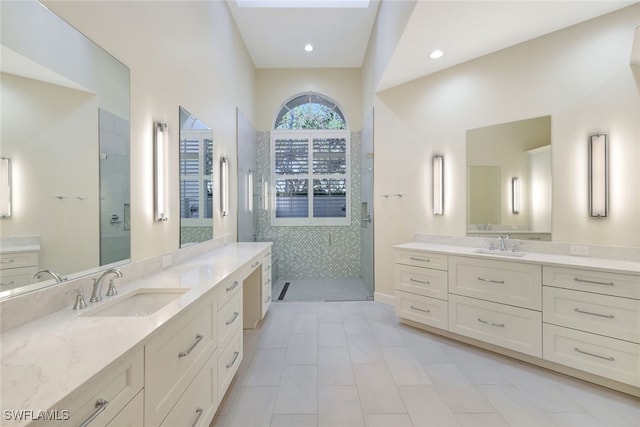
[144,290,218,427]
[447,256,543,357]
[394,250,449,329]
[0,251,38,291]
[262,249,273,317]
[47,348,144,426]
[542,266,640,387]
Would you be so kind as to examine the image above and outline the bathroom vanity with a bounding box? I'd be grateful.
[394,241,640,397]
[0,242,271,427]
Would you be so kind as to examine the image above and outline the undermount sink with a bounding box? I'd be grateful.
[82,288,190,317]
[473,249,527,258]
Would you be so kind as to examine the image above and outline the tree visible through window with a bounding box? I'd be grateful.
[272,93,349,226]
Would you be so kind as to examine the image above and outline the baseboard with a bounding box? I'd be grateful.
[373,291,394,306]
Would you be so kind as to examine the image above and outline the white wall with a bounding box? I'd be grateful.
[256,68,362,131]
[371,5,640,299]
[45,1,256,262]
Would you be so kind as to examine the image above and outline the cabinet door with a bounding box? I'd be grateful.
[449,256,542,310]
[449,294,542,357]
[543,266,640,300]
[396,265,448,300]
[218,288,243,349]
[145,298,215,427]
[106,391,144,427]
[543,324,640,387]
[218,329,243,399]
[395,250,447,270]
[543,286,640,344]
[396,290,448,330]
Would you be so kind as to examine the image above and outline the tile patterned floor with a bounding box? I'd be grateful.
[212,301,640,427]
[272,279,372,302]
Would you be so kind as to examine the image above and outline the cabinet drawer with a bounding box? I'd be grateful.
[395,250,447,270]
[160,352,218,427]
[543,287,640,344]
[106,390,143,427]
[449,294,542,357]
[218,288,243,349]
[543,324,640,387]
[395,290,448,330]
[262,282,272,317]
[449,256,542,310]
[145,299,215,427]
[218,329,243,399]
[396,265,448,300]
[0,266,37,290]
[0,251,38,270]
[218,275,243,309]
[51,348,143,427]
[543,266,640,300]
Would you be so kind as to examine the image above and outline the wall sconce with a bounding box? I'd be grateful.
[589,133,608,218]
[247,169,254,213]
[432,155,444,215]
[0,158,11,218]
[511,177,520,214]
[154,122,169,222]
[220,156,229,217]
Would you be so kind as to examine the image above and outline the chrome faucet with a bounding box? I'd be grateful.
[498,234,511,251]
[90,268,123,302]
[33,269,65,283]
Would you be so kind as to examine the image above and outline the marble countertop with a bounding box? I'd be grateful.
[0,242,271,424]
[0,236,41,254]
[395,242,640,275]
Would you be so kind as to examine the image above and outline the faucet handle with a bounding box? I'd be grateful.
[106,278,118,297]
[66,289,87,310]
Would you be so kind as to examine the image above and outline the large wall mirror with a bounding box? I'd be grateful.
[467,115,552,241]
[0,0,131,298]
[179,107,214,247]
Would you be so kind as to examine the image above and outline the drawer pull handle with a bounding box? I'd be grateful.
[410,305,430,313]
[251,261,260,268]
[179,334,204,358]
[573,277,614,287]
[477,277,505,284]
[574,347,615,362]
[226,351,240,368]
[0,281,15,286]
[574,308,615,319]
[266,279,271,284]
[191,408,204,427]
[477,318,505,328]
[410,256,429,262]
[226,281,240,292]
[265,296,271,303]
[410,278,430,285]
[0,259,14,264]
[226,312,239,325]
[79,398,109,427]
[265,252,271,257]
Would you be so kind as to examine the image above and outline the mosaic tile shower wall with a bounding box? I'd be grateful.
[256,131,362,280]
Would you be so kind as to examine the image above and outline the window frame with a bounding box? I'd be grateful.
[270,129,351,227]
[179,129,213,227]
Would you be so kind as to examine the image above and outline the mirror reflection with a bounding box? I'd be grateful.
[179,107,214,247]
[466,115,552,241]
[0,0,130,298]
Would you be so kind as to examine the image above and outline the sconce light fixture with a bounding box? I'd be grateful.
[220,156,229,217]
[589,133,608,218]
[247,169,254,213]
[511,177,520,214]
[0,158,11,218]
[154,122,170,221]
[432,155,444,215]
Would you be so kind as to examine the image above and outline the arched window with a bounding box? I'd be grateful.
[271,92,350,226]
[274,92,346,130]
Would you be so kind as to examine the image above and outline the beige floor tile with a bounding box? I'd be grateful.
[455,413,509,427]
[477,384,556,427]
[347,333,384,364]
[318,347,355,386]
[270,414,318,427]
[382,347,432,385]
[273,365,318,414]
[285,333,318,364]
[423,364,495,413]
[319,322,348,347]
[354,364,406,414]
[242,348,286,386]
[318,386,365,427]
[363,413,413,427]
[224,386,278,427]
[399,385,459,427]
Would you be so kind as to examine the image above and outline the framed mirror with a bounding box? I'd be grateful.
[179,107,214,247]
[466,115,552,241]
[0,0,131,298]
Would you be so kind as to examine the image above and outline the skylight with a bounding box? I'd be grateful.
[236,0,370,8]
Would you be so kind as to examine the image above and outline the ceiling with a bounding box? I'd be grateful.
[227,0,636,91]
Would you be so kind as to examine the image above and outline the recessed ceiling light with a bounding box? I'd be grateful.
[429,49,444,59]
[304,44,314,52]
